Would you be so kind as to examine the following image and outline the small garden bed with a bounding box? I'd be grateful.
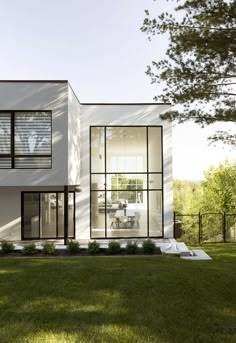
[0,239,162,257]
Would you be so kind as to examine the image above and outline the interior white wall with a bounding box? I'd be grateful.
[77,104,173,239]
[0,82,69,186]
[68,85,81,185]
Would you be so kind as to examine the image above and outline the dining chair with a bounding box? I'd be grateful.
[134,212,141,228]
[119,216,129,228]
[109,213,117,228]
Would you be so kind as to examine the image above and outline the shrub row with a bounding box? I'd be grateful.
[0,239,157,256]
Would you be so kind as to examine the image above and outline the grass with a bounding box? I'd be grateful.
[0,244,235,343]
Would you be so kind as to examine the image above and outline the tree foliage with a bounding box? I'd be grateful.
[174,179,201,213]
[200,160,236,213]
[141,0,236,145]
[174,160,236,213]
[174,160,236,243]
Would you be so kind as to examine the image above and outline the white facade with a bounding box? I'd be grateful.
[0,81,173,241]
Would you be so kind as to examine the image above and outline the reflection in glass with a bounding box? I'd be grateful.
[58,193,74,238]
[149,191,162,236]
[91,174,105,190]
[40,193,57,238]
[91,191,106,238]
[149,174,162,189]
[15,112,51,155]
[0,113,11,154]
[68,193,74,237]
[91,127,105,173]
[107,174,147,190]
[148,127,162,172]
[106,127,147,172]
[23,193,39,238]
[23,192,74,239]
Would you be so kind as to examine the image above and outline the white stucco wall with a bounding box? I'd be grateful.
[77,104,173,239]
[0,186,67,241]
[0,82,69,186]
[68,84,81,185]
[0,84,173,240]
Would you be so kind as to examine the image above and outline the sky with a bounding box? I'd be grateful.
[0,0,235,180]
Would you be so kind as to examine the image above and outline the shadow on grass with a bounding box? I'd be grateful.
[0,251,235,343]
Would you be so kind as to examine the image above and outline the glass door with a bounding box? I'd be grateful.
[22,192,75,239]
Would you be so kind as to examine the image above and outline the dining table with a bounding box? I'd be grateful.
[115,210,135,228]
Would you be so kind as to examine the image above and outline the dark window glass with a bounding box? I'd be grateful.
[23,193,40,239]
[22,192,75,239]
[0,111,52,169]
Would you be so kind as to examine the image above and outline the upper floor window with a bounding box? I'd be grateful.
[0,111,52,168]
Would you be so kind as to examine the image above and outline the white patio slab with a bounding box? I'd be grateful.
[181,250,212,260]
[160,242,191,256]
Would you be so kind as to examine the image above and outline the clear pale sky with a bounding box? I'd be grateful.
[0,0,235,179]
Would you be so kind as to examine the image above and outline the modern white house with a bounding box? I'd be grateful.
[0,80,173,243]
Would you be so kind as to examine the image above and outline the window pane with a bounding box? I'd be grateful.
[58,193,64,237]
[68,193,74,238]
[148,127,162,172]
[0,157,11,168]
[107,174,147,190]
[149,191,162,236]
[23,193,39,239]
[91,191,106,238]
[58,193,75,238]
[91,174,105,190]
[15,112,51,155]
[91,127,105,173]
[106,190,147,238]
[0,113,11,154]
[149,174,162,189]
[40,193,57,238]
[15,157,51,168]
[106,127,147,172]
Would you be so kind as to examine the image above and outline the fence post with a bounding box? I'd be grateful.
[198,212,202,245]
[223,212,226,243]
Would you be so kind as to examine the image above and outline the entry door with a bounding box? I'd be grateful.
[22,192,75,239]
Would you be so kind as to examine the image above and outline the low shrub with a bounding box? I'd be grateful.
[108,241,121,255]
[126,241,138,255]
[43,243,56,255]
[88,241,100,255]
[143,239,156,254]
[67,240,80,255]
[1,241,14,254]
[23,243,37,255]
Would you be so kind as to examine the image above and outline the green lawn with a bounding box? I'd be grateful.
[0,244,235,343]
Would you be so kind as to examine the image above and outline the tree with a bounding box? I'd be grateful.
[141,0,236,145]
[173,161,236,243]
[174,179,201,213]
[200,160,236,213]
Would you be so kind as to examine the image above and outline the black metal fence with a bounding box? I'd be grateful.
[174,212,236,244]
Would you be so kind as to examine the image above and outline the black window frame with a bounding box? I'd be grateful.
[21,191,75,240]
[0,110,52,169]
[90,125,164,239]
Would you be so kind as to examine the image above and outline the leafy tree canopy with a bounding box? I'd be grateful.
[141,0,236,145]
[200,160,236,213]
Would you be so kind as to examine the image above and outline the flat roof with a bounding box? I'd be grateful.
[80,103,170,105]
[0,81,171,105]
[0,80,68,83]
